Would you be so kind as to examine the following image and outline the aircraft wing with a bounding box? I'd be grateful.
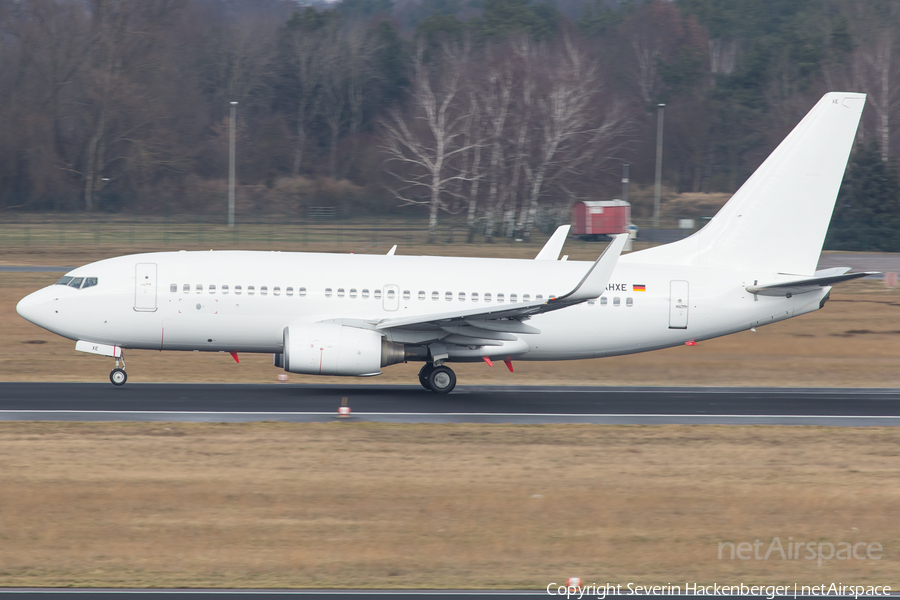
[745,268,878,297]
[370,234,628,343]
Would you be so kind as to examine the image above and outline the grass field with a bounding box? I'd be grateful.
[0,422,897,589]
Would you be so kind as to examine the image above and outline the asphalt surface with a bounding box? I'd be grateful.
[817,252,900,273]
[0,384,898,425]
[0,265,74,272]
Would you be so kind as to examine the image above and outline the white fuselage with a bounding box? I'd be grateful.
[16,249,828,364]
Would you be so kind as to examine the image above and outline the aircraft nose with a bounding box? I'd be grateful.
[17,289,49,326]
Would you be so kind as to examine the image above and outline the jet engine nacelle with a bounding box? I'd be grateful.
[283,322,405,376]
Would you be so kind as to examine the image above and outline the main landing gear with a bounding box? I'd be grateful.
[418,363,457,394]
[109,355,127,386]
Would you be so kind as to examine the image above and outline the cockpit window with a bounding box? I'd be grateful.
[56,276,98,289]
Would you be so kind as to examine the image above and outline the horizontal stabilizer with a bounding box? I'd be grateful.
[746,268,877,297]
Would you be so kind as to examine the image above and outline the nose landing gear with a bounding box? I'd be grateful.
[109,355,127,386]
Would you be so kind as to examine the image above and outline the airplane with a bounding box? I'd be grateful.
[17,92,875,394]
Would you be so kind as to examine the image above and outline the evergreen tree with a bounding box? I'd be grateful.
[826,144,900,251]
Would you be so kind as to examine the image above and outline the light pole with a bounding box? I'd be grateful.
[653,103,665,228]
[228,101,238,228]
[621,163,630,204]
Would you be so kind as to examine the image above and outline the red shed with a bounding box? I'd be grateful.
[572,200,631,240]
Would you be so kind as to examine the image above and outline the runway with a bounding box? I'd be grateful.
[0,383,898,426]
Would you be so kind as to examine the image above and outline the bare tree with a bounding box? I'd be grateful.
[284,18,328,175]
[478,42,516,243]
[380,41,480,243]
[319,27,349,179]
[516,35,630,241]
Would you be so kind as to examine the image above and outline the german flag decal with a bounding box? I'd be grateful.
[633,284,646,292]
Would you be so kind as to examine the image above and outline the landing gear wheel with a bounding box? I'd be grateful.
[110,368,127,386]
[418,364,435,391]
[427,366,456,394]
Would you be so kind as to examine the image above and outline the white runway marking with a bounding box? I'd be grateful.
[0,410,897,426]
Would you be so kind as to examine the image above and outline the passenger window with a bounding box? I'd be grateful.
[56,276,73,286]
[418,291,426,300]
[600,296,607,306]
[299,287,307,297]
[626,297,633,307]
[247,286,255,296]
[613,297,620,306]
[536,294,543,301]
[374,289,382,300]
[337,288,345,298]
[196,284,203,294]
[260,286,268,296]
[445,291,452,301]
[432,291,439,301]
[325,288,332,298]
[484,293,492,303]
[350,288,357,299]
[170,284,177,293]
[471,292,478,302]
[183,284,190,294]
[362,289,369,299]
[402,290,410,300]
[286,287,293,296]
[209,284,216,294]
[82,277,97,289]
[274,286,281,296]
[588,299,596,306]
[458,292,466,302]
[235,285,242,295]
[222,285,229,295]
[69,277,84,288]
[523,294,531,302]
[387,289,396,299]
[497,293,504,303]
[510,294,517,303]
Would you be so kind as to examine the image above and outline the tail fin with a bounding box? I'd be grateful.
[626,92,865,276]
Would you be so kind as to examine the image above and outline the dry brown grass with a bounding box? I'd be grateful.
[0,422,897,588]
[4,268,900,386]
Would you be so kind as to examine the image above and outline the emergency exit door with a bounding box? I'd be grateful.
[668,280,689,329]
[383,284,400,311]
[134,263,158,312]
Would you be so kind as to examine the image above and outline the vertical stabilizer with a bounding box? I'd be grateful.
[626,92,865,276]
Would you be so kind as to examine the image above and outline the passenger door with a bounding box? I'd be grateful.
[134,263,158,312]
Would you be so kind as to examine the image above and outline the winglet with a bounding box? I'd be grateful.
[386,245,397,256]
[535,225,570,260]
[552,234,628,303]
